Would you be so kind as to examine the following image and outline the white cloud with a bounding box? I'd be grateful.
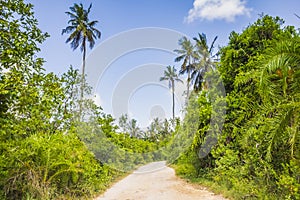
[185,0,251,23]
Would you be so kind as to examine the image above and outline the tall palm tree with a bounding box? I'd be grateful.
[192,33,218,92]
[160,66,183,119]
[174,36,196,101]
[62,3,101,100]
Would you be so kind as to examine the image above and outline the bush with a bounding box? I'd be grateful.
[1,132,113,200]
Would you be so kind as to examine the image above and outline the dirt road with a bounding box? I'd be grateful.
[96,161,226,200]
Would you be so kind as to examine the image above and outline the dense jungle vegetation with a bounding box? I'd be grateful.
[0,1,168,199]
[174,15,300,200]
[0,0,299,199]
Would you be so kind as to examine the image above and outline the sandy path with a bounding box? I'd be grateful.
[96,161,226,200]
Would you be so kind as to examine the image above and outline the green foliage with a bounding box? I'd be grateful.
[277,160,300,199]
[2,1,300,199]
[1,132,111,199]
[172,150,204,179]
[218,15,295,92]
[0,0,49,70]
[0,1,159,199]
[174,15,300,200]
[78,112,170,172]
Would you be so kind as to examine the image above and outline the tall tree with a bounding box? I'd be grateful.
[174,36,195,101]
[62,3,101,101]
[160,66,183,119]
[192,33,218,92]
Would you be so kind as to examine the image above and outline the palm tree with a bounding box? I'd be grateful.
[62,3,101,100]
[192,33,218,92]
[258,39,300,159]
[174,36,196,101]
[147,118,162,141]
[118,114,142,137]
[160,66,183,119]
[128,118,142,138]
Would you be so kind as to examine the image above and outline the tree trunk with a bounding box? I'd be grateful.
[172,80,175,120]
[187,73,190,98]
[81,38,86,100]
[186,64,190,103]
[80,38,86,118]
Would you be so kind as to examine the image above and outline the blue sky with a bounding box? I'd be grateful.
[26,0,300,127]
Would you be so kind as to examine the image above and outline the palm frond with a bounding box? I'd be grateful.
[209,36,218,54]
[159,77,168,81]
[87,3,92,14]
[63,3,101,51]
[265,104,294,161]
[174,54,185,62]
[61,25,76,35]
[69,31,82,50]
[65,11,77,19]
[174,49,185,55]
[234,70,258,88]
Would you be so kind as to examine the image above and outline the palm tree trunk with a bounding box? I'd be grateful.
[81,38,86,100]
[172,80,175,120]
[185,58,191,103]
[80,38,86,118]
[187,67,190,102]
